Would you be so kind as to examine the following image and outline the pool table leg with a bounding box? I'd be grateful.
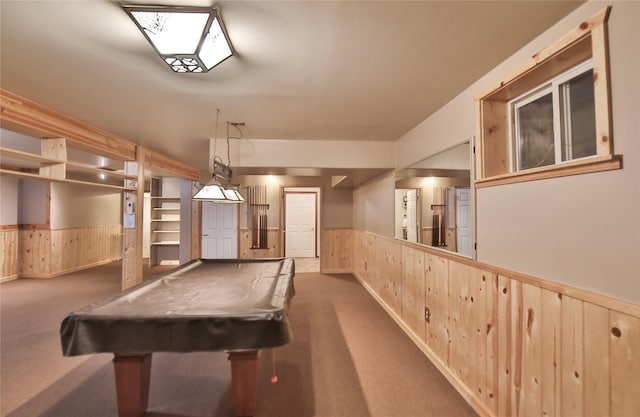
[112,353,152,417]
[228,350,259,417]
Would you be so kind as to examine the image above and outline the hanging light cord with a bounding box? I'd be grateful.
[226,122,244,169]
[211,109,223,179]
[228,133,231,169]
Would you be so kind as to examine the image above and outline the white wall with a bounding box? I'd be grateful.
[50,183,121,228]
[229,138,396,170]
[0,176,18,225]
[476,1,639,303]
[355,1,640,303]
[353,172,395,236]
[237,175,354,229]
[3,177,122,230]
[18,179,48,225]
[324,186,353,229]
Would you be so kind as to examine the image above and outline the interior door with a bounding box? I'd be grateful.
[455,187,472,257]
[143,192,151,258]
[202,202,238,259]
[285,192,317,258]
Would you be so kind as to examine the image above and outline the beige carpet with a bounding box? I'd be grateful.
[1,263,477,417]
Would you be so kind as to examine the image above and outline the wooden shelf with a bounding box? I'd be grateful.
[1,147,62,165]
[151,196,179,201]
[0,143,137,190]
[0,168,136,191]
[148,177,182,267]
[151,241,179,246]
[67,161,135,180]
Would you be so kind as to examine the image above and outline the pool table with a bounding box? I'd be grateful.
[60,258,295,417]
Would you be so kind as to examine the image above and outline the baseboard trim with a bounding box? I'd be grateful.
[18,258,122,279]
[0,275,18,283]
[320,268,351,274]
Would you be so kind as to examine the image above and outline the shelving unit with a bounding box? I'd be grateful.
[149,177,181,266]
[0,137,137,191]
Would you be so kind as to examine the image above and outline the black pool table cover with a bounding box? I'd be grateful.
[60,258,295,356]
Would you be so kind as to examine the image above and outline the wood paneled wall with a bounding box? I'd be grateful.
[1,227,19,282]
[239,228,280,259]
[238,228,353,273]
[17,225,122,278]
[18,226,51,277]
[320,228,352,273]
[352,230,640,417]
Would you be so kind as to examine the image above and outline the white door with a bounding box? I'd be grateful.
[456,187,472,257]
[406,189,418,243]
[143,192,151,258]
[285,192,317,257]
[202,202,238,259]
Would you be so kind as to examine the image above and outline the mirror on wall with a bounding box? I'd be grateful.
[394,141,473,257]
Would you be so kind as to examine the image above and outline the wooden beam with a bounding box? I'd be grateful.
[142,147,200,181]
[0,89,136,161]
[475,7,611,101]
[38,138,66,178]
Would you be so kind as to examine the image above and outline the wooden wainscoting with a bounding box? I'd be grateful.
[18,224,122,278]
[353,230,640,417]
[420,226,457,252]
[239,227,280,259]
[320,228,352,273]
[1,226,19,282]
[238,227,353,273]
[18,225,51,277]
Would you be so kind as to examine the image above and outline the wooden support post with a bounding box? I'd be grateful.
[39,138,67,178]
[227,350,259,417]
[112,353,152,417]
[191,194,202,260]
[122,149,145,290]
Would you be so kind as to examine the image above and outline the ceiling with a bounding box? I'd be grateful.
[0,0,583,180]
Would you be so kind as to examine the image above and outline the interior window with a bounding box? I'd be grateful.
[474,7,620,187]
[514,88,554,170]
[560,69,596,160]
[511,60,595,172]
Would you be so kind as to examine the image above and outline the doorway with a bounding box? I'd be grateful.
[405,189,419,243]
[455,187,472,257]
[284,188,320,258]
[201,202,238,259]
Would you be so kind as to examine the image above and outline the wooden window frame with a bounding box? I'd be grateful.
[474,6,621,188]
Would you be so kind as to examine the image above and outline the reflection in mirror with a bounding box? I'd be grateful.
[394,142,472,257]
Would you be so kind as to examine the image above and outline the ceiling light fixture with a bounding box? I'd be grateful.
[123,5,233,73]
[193,110,245,203]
